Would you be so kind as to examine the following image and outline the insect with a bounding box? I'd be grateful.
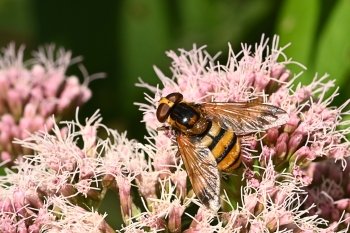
[156,92,289,211]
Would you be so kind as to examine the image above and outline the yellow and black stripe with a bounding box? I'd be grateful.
[199,121,241,171]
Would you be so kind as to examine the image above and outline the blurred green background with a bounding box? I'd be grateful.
[1,0,349,229]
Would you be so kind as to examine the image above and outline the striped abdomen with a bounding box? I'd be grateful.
[199,121,241,171]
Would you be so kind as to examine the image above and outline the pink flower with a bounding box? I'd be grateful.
[0,43,100,164]
[1,110,129,232]
[2,35,350,232]
[135,35,350,231]
[302,157,350,230]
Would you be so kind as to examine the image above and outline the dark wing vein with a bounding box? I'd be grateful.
[177,134,221,211]
[201,102,289,135]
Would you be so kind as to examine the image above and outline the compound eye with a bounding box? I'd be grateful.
[156,103,171,123]
[166,92,183,104]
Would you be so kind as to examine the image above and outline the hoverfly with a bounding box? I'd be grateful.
[156,92,289,211]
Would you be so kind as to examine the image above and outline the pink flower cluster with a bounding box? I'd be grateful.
[302,157,350,230]
[1,36,349,232]
[0,111,116,232]
[135,35,350,232]
[0,44,93,164]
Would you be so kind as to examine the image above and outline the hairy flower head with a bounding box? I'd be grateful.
[0,110,132,232]
[134,35,350,232]
[1,35,349,232]
[0,43,103,164]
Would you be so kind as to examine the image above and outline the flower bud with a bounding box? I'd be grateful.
[244,194,259,214]
[168,203,185,233]
[171,170,187,200]
[266,64,287,93]
[275,132,289,163]
[57,77,81,113]
[270,64,285,79]
[345,213,350,225]
[59,183,77,198]
[17,221,28,233]
[0,73,10,99]
[32,115,45,132]
[0,197,14,213]
[260,146,276,167]
[31,64,45,78]
[279,70,290,83]
[40,101,56,118]
[81,125,97,157]
[254,71,270,92]
[273,189,288,206]
[102,173,115,189]
[244,70,256,86]
[116,176,132,225]
[98,220,116,233]
[248,178,260,188]
[77,86,92,105]
[254,195,265,215]
[266,215,278,232]
[136,172,159,206]
[187,207,205,229]
[264,127,279,146]
[242,154,254,168]
[140,215,166,231]
[19,117,32,139]
[295,86,312,102]
[287,133,304,159]
[27,221,41,233]
[7,89,23,119]
[13,188,27,218]
[279,212,294,226]
[1,151,12,163]
[249,221,263,233]
[284,113,300,133]
[23,102,37,118]
[86,189,101,201]
[43,72,64,98]
[336,198,350,211]
[25,191,44,209]
[290,146,316,168]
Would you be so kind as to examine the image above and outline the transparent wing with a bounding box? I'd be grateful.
[177,133,221,211]
[201,102,289,135]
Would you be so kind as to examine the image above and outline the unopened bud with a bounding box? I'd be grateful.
[290,146,316,168]
[284,113,300,133]
[287,133,304,159]
[168,203,185,233]
[264,127,279,146]
[116,177,132,225]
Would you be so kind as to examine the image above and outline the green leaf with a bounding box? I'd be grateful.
[120,0,171,87]
[177,0,280,53]
[275,0,320,84]
[117,0,171,133]
[314,0,350,88]
[0,0,36,33]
